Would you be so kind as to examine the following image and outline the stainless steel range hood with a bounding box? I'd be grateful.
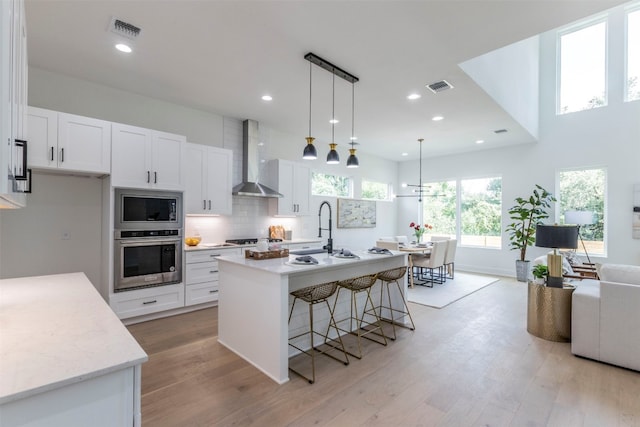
[232,120,283,198]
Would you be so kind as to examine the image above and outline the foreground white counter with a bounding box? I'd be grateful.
[0,272,148,426]
[217,251,407,384]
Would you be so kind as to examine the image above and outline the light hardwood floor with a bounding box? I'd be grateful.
[127,277,640,426]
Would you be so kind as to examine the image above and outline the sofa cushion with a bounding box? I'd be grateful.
[599,264,640,286]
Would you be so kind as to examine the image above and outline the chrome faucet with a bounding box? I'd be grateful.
[318,201,333,254]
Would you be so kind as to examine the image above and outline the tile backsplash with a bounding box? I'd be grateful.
[185,197,300,243]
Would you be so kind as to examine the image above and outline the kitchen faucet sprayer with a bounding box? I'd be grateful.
[318,201,333,254]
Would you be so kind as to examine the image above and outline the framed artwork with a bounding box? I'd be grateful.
[337,198,376,228]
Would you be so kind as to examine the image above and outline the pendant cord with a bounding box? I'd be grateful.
[351,83,355,147]
[308,62,312,137]
[331,72,335,143]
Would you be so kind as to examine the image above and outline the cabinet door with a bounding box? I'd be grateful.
[277,160,296,215]
[27,106,58,169]
[58,113,111,173]
[293,163,311,215]
[205,147,232,215]
[111,123,152,188]
[185,143,207,214]
[186,261,219,285]
[152,131,185,191]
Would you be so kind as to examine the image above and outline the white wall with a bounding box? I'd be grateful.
[398,8,640,276]
[0,173,104,290]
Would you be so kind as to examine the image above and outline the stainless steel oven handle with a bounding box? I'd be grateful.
[116,238,181,245]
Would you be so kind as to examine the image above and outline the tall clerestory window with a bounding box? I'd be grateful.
[558,19,607,114]
[627,7,640,102]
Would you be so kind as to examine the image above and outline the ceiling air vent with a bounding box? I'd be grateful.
[426,80,454,93]
[109,17,142,40]
[494,129,508,134]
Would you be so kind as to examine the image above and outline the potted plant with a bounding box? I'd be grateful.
[506,185,556,282]
[531,264,548,285]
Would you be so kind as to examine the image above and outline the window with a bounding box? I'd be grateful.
[361,180,390,201]
[311,172,349,197]
[627,8,640,101]
[459,177,502,248]
[422,181,457,237]
[558,20,607,114]
[558,168,606,256]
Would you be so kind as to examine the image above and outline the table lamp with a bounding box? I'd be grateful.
[564,210,594,264]
[535,224,578,288]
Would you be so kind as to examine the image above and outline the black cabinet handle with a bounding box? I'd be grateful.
[154,171,157,183]
[50,146,54,161]
[142,299,157,305]
[60,148,64,162]
[203,200,207,210]
[147,171,150,183]
[208,200,211,210]
[209,290,217,294]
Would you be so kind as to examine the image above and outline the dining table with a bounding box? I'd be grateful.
[399,243,432,288]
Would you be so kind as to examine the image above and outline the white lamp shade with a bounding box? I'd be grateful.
[565,210,594,225]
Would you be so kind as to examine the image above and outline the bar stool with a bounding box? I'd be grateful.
[372,267,416,340]
[288,281,349,384]
[332,274,387,359]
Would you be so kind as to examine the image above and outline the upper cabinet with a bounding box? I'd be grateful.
[0,0,28,207]
[27,107,111,174]
[185,143,232,215]
[111,123,185,191]
[265,159,311,216]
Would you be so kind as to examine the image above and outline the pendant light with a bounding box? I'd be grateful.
[326,72,340,164]
[346,82,359,168]
[302,61,317,160]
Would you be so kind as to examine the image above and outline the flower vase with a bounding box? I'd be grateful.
[416,235,422,244]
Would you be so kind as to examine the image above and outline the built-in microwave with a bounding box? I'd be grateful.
[114,188,183,230]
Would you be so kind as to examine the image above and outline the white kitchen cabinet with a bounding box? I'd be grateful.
[27,107,111,174]
[109,283,185,319]
[111,123,185,191]
[0,0,27,207]
[266,159,311,216]
[185,143,232,215]
[185,247,240,306]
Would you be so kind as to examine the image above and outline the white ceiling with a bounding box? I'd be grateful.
[25,0,627,162]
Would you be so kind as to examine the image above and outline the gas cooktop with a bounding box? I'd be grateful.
[225,238,283,245]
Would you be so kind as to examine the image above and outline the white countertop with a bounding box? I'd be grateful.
[0,272,148,404]
[217,249,406,275]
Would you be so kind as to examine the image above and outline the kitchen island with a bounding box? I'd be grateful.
[217,250,407,384]
[0,273,148,427]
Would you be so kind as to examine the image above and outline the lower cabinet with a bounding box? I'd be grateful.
[185,247,240,306]
[110,283,185,319]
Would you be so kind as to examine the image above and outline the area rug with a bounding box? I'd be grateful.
[407,272,499,308]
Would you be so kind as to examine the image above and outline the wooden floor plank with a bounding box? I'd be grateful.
[127,277,640,426]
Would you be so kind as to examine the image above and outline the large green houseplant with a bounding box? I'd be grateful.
[506,184,556,281]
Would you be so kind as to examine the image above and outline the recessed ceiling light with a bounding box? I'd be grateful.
[115,43,132,53]
[401,152,409,156]
[432,115,444,121]
[261,95,273,101]
[475,139,485,144]
[329,119,339,124]
[407,93,421,100]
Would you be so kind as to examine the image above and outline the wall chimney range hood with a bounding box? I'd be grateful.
[232,120,283,198]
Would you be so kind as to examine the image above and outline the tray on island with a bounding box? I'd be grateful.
[245,248,290,260]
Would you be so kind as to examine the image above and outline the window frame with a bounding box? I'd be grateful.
[625,4,640,102]
[361,179,391,201]
[555,166,608,258]
[310,171,352,198]
[556,16,609,115]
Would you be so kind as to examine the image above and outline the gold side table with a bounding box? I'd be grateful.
[527,281,576,342]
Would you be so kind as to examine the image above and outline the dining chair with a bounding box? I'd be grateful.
[443,238,457,280]
[375,240,399,250]
[411,240,447,287]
